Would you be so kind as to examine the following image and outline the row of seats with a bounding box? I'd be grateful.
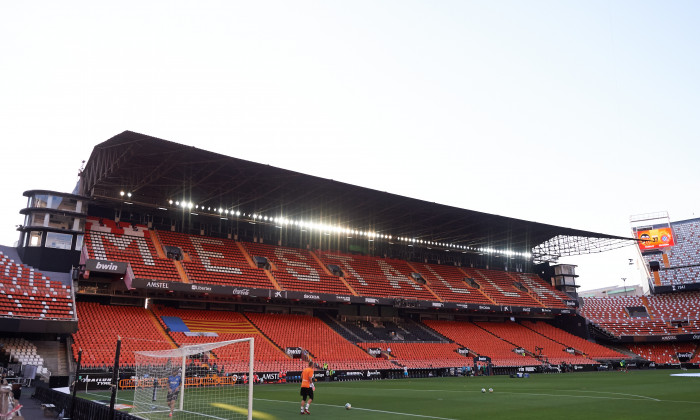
[245,312,396,371]
[85,218,181,283]
[642,219,700,286]
[315,251,437,301]
[71,301,174,368]
[475,321,595,365]
[462,268,543,307]
[626,342,699,364]
[156,230,274,288]
[151,306,305,373]
[580,293,700,336]
[82,218,573,309]
[0,251,74,320]
[0,337,50,376]
[242,242,351,294]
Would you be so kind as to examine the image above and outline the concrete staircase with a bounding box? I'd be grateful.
[33,340,70,377]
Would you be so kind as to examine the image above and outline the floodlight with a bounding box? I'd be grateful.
[127,192,132,198]
[169,200,173,205]
[235,211,240,216]
[120,191,125,196]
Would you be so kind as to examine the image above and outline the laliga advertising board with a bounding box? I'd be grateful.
[637,227,675,250]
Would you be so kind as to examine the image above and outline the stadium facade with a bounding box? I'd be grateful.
[2,131,699,419]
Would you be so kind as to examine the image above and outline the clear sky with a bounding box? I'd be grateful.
[1,1,698,292]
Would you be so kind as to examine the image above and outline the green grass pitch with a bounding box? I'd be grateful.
[84,370,700,419]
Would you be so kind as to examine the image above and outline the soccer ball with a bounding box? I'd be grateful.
[481,388,486,393]
[489,388,493,393]
[345,403,352,410]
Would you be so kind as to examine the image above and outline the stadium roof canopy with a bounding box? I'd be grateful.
[81,131,635,263]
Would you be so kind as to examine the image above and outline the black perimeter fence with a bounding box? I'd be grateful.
[33,383,140,420]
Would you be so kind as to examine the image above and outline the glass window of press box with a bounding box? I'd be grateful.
[26,193,86,214]
[24,212,85,231]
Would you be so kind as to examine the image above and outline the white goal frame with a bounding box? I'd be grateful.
[132,337,254,420]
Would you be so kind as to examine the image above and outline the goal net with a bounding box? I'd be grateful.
[132,338,254,420]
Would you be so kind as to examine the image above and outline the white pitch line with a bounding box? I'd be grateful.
[255,398,458,420]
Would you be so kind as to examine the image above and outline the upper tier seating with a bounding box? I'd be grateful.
[643,219,700,286]
[475,321,595,365]
[423,320,540,366]
[409,263,493,304]
[72,301,174,368]
[461,268,544,307]
[521,321,625,359]
[581,294,700,336]
[84,219,181,282]
[242,242,351,294]
[509,272,571,308]
[156,230,274,288]
[357,342,469,368]
[245,312,396,371]
[152,306,303,373]
[645,292,700,321]
[315,250,437,300]
[0,251,74,319]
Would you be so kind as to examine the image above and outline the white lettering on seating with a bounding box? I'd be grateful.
[479,276,520,297]
[518,275,564,301]
[91,233,155,266]
[423,265,470,294]
[274,248,320,282]
[323,255,368,286]
[377,260,421,290]
[190,237,242,275]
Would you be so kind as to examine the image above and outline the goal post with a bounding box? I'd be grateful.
[132,337,254,420]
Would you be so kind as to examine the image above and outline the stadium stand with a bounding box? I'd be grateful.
[0,337,50,376]
[0,251,74,319]
[84,218,181,283]
[357,342,469,368]
[245,312,397,371]
[409,262,493,304]
[155,230,275,288]
[474,321,596,365]
[315,250,437,300]
[423,320,540,366]
[242,242,352,294]
[509,272,572,308]
[71,301,174,368]
[520,320,625,359]
[461,268,543,307]
[151,305,304,373]
[626,342,698,364]
[642,219,700,286]
[580,294,700,336]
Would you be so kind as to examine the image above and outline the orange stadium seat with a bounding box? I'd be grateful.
[242,242,352,294]
[245,312,396,371]
[0,251,74,320]
[155,230,274,288]
[315,250,437,300]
